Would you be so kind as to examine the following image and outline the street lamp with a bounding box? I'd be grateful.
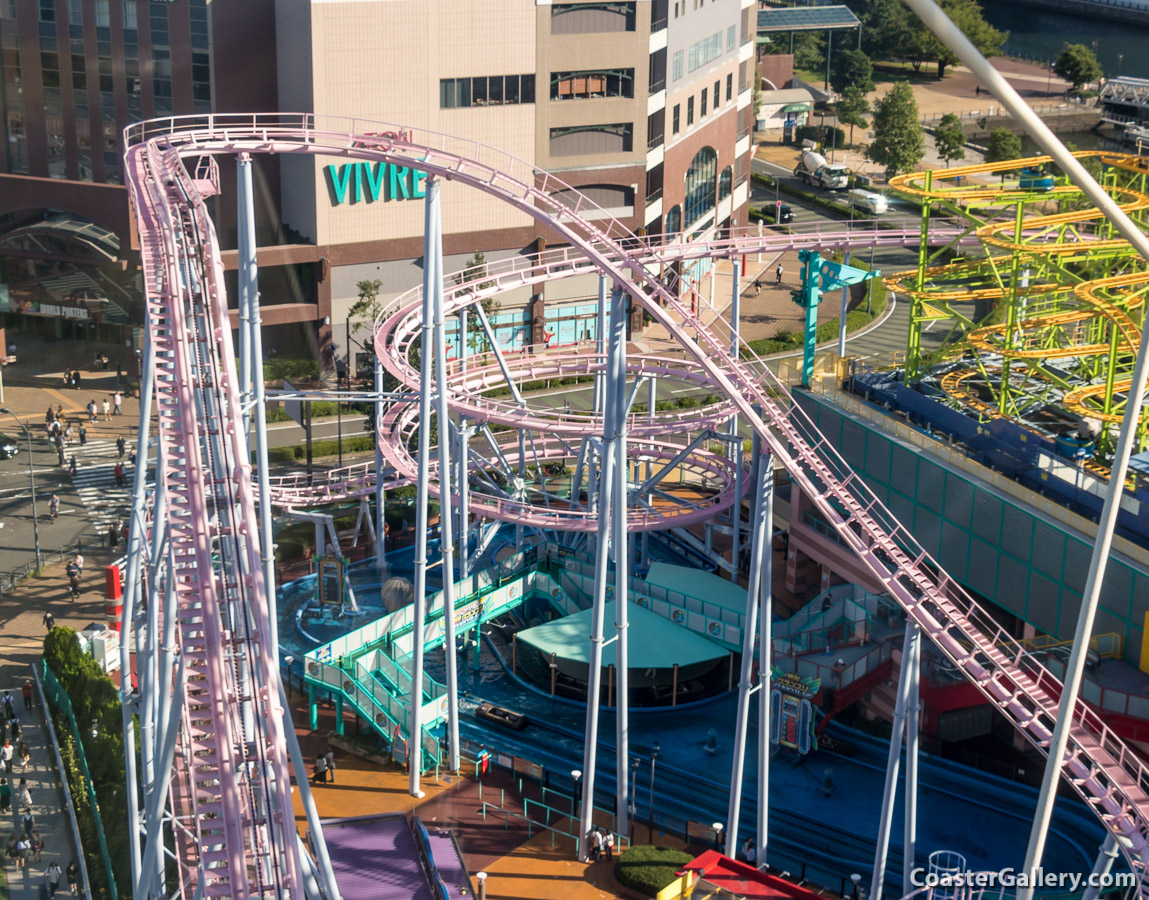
[647,741,660,838]
[629,757,640,841]
[476,872,488,900]
[712,821,725,852]
[571,768,582,823]
[1,408,41,570]
[851,873,862,900]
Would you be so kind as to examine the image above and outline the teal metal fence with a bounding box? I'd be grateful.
[41,661,119,900]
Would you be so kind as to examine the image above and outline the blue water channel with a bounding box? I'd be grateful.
[276,545,1108,892]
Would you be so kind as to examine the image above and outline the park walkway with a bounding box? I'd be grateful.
[0,678,82,899]
[0,551,115,900]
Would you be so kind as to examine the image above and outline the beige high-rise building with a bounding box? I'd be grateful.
[275,0,755,369]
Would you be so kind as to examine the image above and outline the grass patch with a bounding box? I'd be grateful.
[263,357,319,381]
[614,845,694,897]
[266,401,344,423]
[872,61,941,85]
[262,433,376,465]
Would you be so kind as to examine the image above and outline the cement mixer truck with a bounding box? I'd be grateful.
[793,150,850,190]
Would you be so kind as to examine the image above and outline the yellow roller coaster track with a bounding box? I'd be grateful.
[886,152,1149,434]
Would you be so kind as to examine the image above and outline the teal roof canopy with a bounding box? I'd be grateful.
[645,562,750,615]
[516,600,728,667]
[757,5,861,32]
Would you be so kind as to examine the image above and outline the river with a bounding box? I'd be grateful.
[983,1,1149,79]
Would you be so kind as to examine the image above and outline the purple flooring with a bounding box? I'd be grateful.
[321,813,435,900]
[422,824,471,898]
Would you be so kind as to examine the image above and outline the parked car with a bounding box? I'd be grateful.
[0,433,19,460]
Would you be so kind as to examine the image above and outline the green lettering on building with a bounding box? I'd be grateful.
[325,162,428,206]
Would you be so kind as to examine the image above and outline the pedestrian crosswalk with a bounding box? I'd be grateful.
[67,438,134,538]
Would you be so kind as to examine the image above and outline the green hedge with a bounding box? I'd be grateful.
[750,172,872,219]
[43,628,129,899]
[266,401,343,423]
[264,433,376,464]
[263,358,319,381]
[614,845,693,897]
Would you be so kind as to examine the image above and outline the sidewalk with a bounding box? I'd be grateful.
[0,684,82,900]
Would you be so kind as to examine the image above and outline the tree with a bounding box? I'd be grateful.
[934,113,967,166]
[837,85,871,146]
[1053,44,1103,92]
[866,82,925,175]
[831,49,875,95]
[984,128,1022,167]
[792,32,826,73]
[902,0,1006,79]
[851,0,911,62]
[347,278,384,369]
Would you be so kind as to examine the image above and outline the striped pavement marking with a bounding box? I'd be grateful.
[68,439,134,535]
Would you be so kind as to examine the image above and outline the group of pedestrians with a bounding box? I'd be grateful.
[585,825,616,862]
[311,749,338,784]
[0,689,81,895]
[66,554,84,602]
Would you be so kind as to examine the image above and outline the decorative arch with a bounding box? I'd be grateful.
[665,204,682,236]
[718,166,732,202]
[684,146,717,228]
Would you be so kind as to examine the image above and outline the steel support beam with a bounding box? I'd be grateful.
[612,285,631,838]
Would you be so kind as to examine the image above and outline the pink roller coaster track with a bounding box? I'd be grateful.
[123,113,1149,897]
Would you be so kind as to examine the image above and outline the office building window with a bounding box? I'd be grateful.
[38,0,53,21]
[684,146,717,227]
[714,80,720,107]
[701,88,707,118]
[687,32,723,73]
[551,2,636,34]
[551,68,634,100]
[672,104,680,135]
[672,50,683,82]
[666,204,682,235]
[719,166,732,200]
[726,24,736,51]
[441,75,536,109]
[549,123,633,156]
[687,96,694,126]
[726,73,733,103]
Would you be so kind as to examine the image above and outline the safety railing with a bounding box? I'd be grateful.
[41,662,118,900]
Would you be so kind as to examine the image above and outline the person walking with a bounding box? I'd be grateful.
[114,461,125,488]
[63,423,73,445]
[15,834,29,870]
[67,860,80,895]
[43,610,55,632]
[102,397,111,421]
[16,778,30,811]
[753,278,761,297]
[20,681,30,711]
[87,399,97,422]
[47,860,62,897]
[68,456,78,478]
[17,739,28,769]
[311,754,328,785]
[21,810,34,837]
[79,423,87,446]
[113,391,123,415]
[0,777,10,813]
[69,570,81,602]
[31,829,42,862]
[56,441,66,466]
[10,717,19,742]
[45,407,55,426]
[108,520,120,549]
[324,749,337,784]
[776,263,784,284]
[72,369,81,390]
[3,692,13,721]
[49,494,59,520]
[116,435,126,459]
[603,829,615,860]
[1,739,13,773]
